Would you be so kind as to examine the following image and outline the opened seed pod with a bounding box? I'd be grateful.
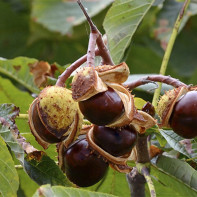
[28,86,83,149]
[157,86,188,128]
[72,63,136,127]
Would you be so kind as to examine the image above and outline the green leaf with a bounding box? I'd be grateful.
[17,168,39,197]
[0,104,25,165]
[160,129,197,162]
[24,154,71,187]
[88,168,130,197]
[134,97,147,109]
[146,126,167,147]
[0,57,39,93]
[103,0,154,64]
[33,184,118,197]
[0,103,19,126]
[153,0,197,50]
[151,155,197,196]
[22,133,57,161]
[31,0,113,35]
[0,75,34,131]
[0,136,19,197]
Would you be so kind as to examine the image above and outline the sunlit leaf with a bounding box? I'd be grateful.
[151,155,197,196]
[88,168,130,197]
[0,57,39,93]
[104,0,154,64]
[0,136,19,197]
[160,129,197,162]
[24,154,71,186]
[0,104,24,165]
[33,184,118,197]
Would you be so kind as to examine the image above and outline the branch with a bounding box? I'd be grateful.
[124,74,187,90]
[141,167,156,197]
[136,134,150,163]
[126,167,146,197]
[56,49,100,87]
[77,0,114,66]
[16,113,29,119]
[152,0,190,107]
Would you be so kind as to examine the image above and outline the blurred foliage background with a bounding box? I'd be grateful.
[0,0,197,196]
[1,0,197,84]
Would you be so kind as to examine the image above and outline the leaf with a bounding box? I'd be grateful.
[103,0,154,64]
[151,155,197,196]
[24,154,71,187]
[134,97,147,109]
[0,76,34,114]
[33,184,118,197]
[153,0,197,50]
[0,136,19,197]
[0,57,40,93]
[0,104,25,165]
[22,133,57,161]
[146,126,167,147]
[88,168,130,197]
[17,168,39,197]
[0,103,19,127]
[160,129,197,162]
[31,0,113,35]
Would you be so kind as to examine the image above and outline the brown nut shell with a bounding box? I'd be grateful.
[157,86,188,128]
[72,67,107,101]
[106,83,135,127]
[95,62,129,84]
[86,126,132,173]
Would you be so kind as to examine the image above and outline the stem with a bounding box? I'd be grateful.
[87,33,98,67]
[141,167,156,197]
[152,0,190,108]
[15,165,23,169]
[56,50,100,87]
[77,0,114,66]
[16,114,29,119]
[126,167,146,197]
[78,0,98,67]
[136,134,150,163]
[185,156,197,162]
[124,74,187,90]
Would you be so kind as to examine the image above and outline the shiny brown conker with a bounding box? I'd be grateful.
[79,87,124,125]
[142,102,155,117]
[169,91,197,138]
[62,139,108,187]
[92,125,137,157]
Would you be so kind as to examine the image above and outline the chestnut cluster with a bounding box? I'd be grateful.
[61,88,138,187]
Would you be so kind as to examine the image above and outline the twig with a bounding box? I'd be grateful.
[56,49,100,87]
[126,167,146,197]
[152,0,190,107]
[16,114,29,119]
[124,74,187,90]
[77,0,114,66]
[77,0,98,67]
[141,167,156,197]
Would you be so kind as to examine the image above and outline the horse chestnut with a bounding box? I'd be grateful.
[92,125,137,157]
[62,139,108,187]
[28,86,83,149]
[169,91,197,138]
[79,87,124,125]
